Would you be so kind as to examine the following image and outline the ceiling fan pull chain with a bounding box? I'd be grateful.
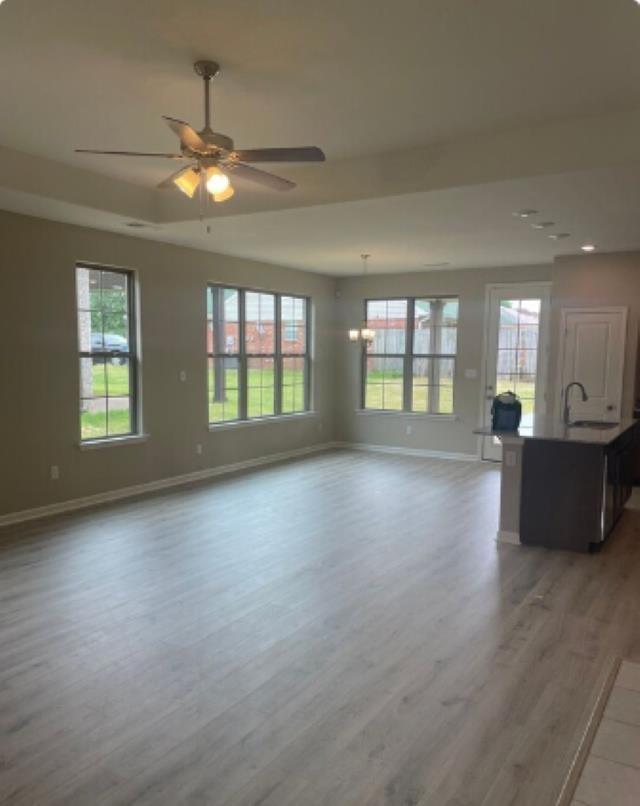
[198,170,205,228]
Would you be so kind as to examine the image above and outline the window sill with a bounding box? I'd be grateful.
[355,409,458,422]
[78,434,150,450]
[209,411,318,431]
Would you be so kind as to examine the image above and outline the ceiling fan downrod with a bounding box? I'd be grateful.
[193,60,220,133]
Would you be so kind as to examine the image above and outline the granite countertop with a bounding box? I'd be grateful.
[474,415,637,446]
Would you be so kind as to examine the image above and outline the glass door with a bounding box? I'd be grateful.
[482,284,551,461]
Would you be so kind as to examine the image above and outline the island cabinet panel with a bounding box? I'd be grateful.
[520,441,605,551]
[520,425,637,552]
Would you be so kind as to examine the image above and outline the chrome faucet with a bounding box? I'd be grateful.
[563,381,588,425]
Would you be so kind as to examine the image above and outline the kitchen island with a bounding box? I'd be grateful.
[475,416,638,552]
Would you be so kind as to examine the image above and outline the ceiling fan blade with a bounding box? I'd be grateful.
[162,116,207,152]
[157,165,196,189]
[75,149,185,158]
[229,162,295,192]
[232,146,325,163]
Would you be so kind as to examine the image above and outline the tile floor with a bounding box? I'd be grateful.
[572,660,640,805]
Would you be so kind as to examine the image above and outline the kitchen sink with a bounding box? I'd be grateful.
[569,420,619,429]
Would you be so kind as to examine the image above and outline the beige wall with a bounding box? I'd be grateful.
[4,205,640,520]
[548,251,640,419]
[333,264,552,456]
[0,211,337,517]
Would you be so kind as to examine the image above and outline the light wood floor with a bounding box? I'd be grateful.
[1,449,640,806]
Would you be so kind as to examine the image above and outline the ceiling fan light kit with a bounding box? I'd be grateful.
[173,166,201,198]
[213,184,235,203]
[75,58,325,208]
[205,165,230,195]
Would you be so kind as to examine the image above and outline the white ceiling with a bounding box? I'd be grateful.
[3,166,638,275]
[1,0,640,273]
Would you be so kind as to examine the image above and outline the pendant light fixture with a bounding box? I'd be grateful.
[349,254,376,343]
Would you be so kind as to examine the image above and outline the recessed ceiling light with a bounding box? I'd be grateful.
[581,243,597,252]
[531,221,555,229]
[548,233,571,240]
[513,209,538,218]
[423,262,450,269]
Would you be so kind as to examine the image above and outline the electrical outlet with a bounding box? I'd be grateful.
[179,370,187,382]
[406,424,413,436]
[50,465,60,481]
[195,444,203,455]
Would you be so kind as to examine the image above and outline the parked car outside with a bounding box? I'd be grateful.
[91,332,129,364]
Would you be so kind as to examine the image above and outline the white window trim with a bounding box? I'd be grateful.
[355,409,458,421]
[78,433,150,450]
[207,285,311,424]
[208,411,319,431]
[362,295,459,415]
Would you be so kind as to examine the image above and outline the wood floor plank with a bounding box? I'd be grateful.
[1,450,639,805]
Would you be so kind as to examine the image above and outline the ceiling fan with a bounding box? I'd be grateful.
[75,60,325,203]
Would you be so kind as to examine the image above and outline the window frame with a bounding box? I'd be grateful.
[207,284,311,424]
[361,295,459,415]
[76,262,140,443]
[279,293,311,416]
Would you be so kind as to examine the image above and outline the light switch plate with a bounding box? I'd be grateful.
[464,368,479,379]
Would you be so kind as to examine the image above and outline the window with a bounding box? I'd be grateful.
[411,298,458,415]
[280,295,308,414]
[363,297,458,415]
[495,298,541,427]
[245,291,276,418]
[364,300,407,411]
[76,265,138,441]
[207,286,310,423]
[207,287,240,423]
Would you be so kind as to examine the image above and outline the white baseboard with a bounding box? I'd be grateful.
[334,441,479,463]
[0,442,339,528]
[497,530,521,545]
[1,440,480,528]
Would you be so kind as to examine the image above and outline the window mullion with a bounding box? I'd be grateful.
[430,299,444,414]
[239,289,248,420]
[129,274,138,435]
[404,298,415,412]
[305,298,311,412]
[275,295,282,415]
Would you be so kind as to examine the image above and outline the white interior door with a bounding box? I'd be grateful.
[481,283,551,461]
[559,308,626,422]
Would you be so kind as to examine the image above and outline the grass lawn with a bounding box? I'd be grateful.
[81,363,131,439]
[82,364,307,437]
[90,362,130,396]
[364,370,454,413]
[81,409,131,440]
[364,371,536,415]
[208,367,305,422]
[81,364,538,438]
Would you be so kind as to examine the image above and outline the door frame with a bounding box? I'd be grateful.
[478,281,552,460]
[555,306,628,421]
